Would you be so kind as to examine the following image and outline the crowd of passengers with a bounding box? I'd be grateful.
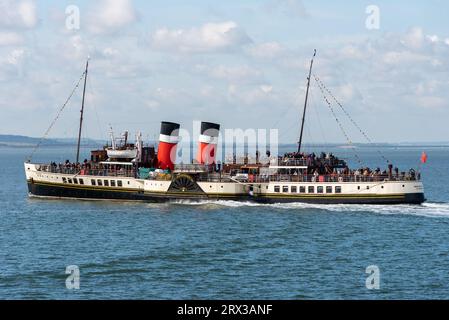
[280,151,344,170]
[45,160,136,176]
[43,152,419,181]
[279,152,419,180]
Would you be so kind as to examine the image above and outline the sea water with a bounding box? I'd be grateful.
[1,145,449,299]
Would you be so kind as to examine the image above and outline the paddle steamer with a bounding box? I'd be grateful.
[25,53,425,204]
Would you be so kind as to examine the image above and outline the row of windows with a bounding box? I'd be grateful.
[91,179,123,187]
[273,185,342,194]
[62,177,84,185]
[62,177,123,187]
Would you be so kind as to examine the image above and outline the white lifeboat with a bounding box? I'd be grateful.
[106,148,138,159]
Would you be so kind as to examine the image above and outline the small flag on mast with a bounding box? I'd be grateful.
[421,152,428,164]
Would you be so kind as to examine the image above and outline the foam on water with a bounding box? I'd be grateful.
[169,200,449,218]
[171,199,264,208]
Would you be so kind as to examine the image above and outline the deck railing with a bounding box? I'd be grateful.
[265,173,419,183]
[36,164,420,183]
[271,158,347,168]
[38,165,137,178]
[174,164,207,173]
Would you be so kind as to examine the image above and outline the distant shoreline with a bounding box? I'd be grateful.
[2,143,449,149]
[1,134,448,149]
[0,143,100,149]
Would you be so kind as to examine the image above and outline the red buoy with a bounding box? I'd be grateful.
[421,152,428,164]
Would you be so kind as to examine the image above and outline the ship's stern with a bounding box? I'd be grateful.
[406,180,426,204]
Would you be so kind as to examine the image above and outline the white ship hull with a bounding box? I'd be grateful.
[25,163,425,204]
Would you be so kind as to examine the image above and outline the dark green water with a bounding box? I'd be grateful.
[1,146,448,299]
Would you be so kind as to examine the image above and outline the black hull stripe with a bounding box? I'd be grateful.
[257,194,405,199]
[27,182,425,204]
[28,180,248,197]
[30,180,410,199]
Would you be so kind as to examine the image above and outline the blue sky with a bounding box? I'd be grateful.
[1,0,448,143]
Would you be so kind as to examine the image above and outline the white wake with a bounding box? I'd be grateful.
[167,200,449,218]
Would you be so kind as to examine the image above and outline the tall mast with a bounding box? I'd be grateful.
[297,49,316,154]
[76,59,89,164]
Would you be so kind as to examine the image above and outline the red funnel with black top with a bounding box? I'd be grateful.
[157,121,180,170]
[197,122,220,165]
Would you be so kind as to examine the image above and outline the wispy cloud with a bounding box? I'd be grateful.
[150,21,252,53]
[0,1,448,143]
[0,31,24,46]
[87,0,138,35]
[0,0,38,29]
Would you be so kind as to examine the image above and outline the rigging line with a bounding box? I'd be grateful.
[270,102,296,132]
[313,74,391,165]
[310,82,328,146]
[314,77,364,167]
[271,87,304,132]
[87,74,106,142]
[27,71,87,162]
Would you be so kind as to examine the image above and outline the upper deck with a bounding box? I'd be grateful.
[31,162,421,184]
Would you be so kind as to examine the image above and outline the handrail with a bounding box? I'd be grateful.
[174,164,207,172]
[35,164,420,183]
[38,165,137,178]
[267,174,419,183]
[270,158,347,168]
